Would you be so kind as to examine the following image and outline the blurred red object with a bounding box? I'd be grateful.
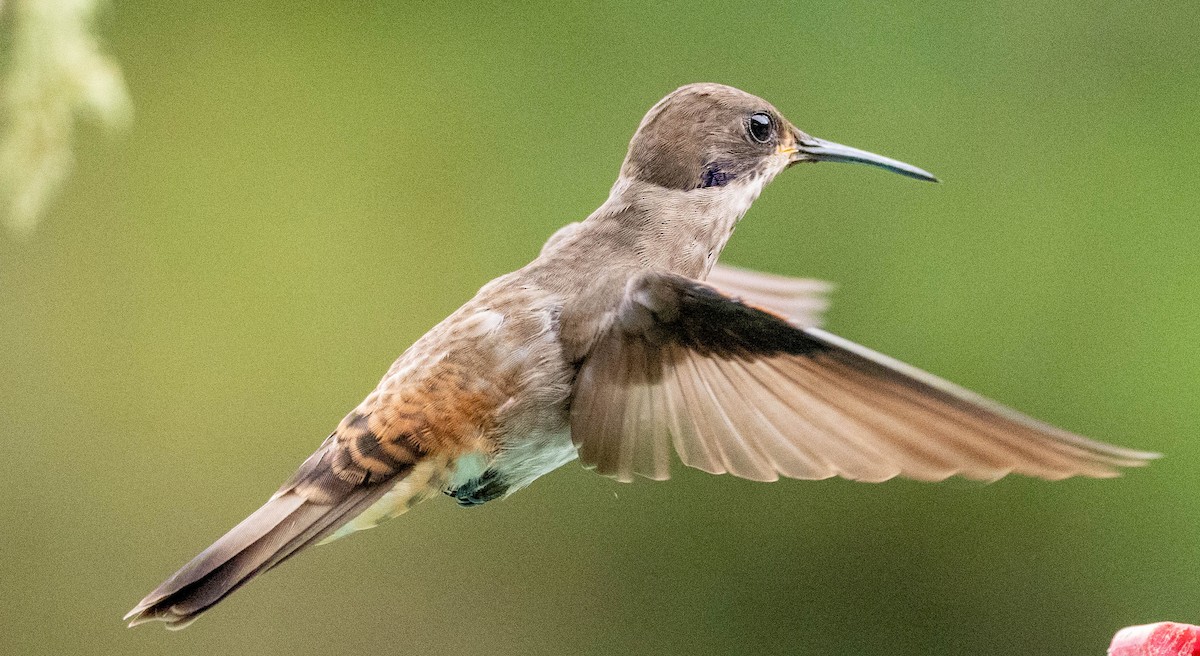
[1110,622,1200,656]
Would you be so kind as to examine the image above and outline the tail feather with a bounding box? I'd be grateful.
[128,381,477,628]
[126,419,450,630]
[124,483,392,629]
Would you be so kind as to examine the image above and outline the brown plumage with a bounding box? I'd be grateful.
[571,272,1151,483]
[126,83,1157,629]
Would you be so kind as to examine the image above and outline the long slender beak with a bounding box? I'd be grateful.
[792,135,938,182]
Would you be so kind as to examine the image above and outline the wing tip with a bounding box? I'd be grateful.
[1121,449,1163,463]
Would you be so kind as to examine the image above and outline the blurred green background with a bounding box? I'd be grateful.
[2,1,1198,654]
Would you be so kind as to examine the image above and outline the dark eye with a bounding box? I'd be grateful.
[747,112,773,143]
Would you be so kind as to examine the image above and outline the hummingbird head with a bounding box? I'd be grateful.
[619,83,937,194]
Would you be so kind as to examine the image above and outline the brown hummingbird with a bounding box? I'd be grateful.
[126,83,1157,629]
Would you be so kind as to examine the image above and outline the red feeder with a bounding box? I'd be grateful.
[1110,622,1200,656]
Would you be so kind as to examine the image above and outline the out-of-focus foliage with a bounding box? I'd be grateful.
[0,0,129,236]
[0,2,1197,655]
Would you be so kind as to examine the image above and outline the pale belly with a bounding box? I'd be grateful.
[327,429,578,541]
[486,427,579,494]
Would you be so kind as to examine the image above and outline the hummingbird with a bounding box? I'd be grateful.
[126,83,1157,629]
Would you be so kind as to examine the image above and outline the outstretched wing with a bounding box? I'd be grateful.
[570,271,1158,483]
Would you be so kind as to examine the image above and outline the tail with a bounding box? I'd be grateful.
[126,434,445,629]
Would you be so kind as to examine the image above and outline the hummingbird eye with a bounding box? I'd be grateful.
[747,112,773,144]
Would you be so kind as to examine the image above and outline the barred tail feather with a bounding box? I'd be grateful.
[124,484,393,629]
[124,429,451,630]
